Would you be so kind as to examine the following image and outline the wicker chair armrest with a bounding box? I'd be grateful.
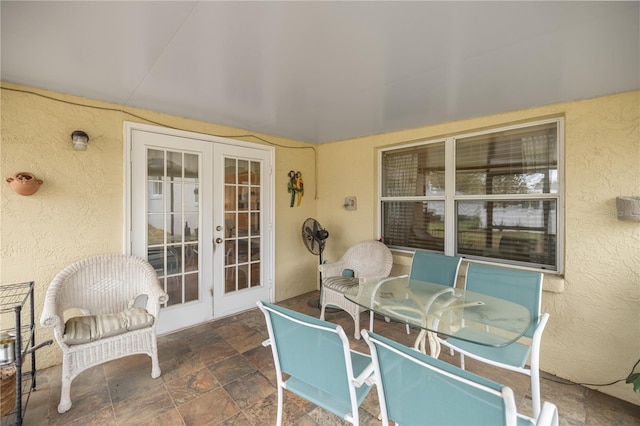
[136,261,169,317]
[40,269,70,329]
[40,304,62,329]
[318,260,350,278]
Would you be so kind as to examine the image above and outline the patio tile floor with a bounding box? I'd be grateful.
[16,291,640,425]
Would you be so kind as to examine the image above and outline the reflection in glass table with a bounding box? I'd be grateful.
[345,275,532,357]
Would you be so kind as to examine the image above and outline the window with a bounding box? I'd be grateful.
[379,119,563,272]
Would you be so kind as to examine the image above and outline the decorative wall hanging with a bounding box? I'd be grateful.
[287,170,304,207]
[6,172,43,196]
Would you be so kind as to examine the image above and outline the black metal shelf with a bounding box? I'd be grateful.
[1,282,52,426]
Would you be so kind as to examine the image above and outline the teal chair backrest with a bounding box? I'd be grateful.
[364,330,515,426]
[260,301,352,401]
[465,263,543,339]
[410,251,462,286]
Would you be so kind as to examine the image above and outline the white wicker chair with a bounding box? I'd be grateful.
[319,241,393,339]
[40,254,168,413]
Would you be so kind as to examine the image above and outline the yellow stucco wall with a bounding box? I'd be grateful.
[2,82,639,405]
[0,82,319,369]
[316,90,640,404]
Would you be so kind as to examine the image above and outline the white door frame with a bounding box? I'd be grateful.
[123,121,275,325]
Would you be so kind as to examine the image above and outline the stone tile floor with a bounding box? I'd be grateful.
[11,291,640,425]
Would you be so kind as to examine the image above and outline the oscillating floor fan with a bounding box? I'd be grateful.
[301,217,329,309]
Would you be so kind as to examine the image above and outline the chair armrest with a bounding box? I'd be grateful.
[40,281,64,329]
[352,354,375,388]
[40,304,61,329]
[144,282,169,315]
[318,260,349,278]
[40,295,66,347]
[535,401,559,426]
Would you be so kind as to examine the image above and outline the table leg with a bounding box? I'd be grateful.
[413,329,441,357]
[427,331,441,358]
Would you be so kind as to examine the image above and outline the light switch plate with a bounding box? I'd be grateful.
[345,196,357,210]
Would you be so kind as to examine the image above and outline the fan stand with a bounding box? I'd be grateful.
[307,250,323,309]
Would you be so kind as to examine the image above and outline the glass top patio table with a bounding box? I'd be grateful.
[345,275,532,357]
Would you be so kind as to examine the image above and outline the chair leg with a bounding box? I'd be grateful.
[56,355,73,413]
[276,386,284,426]
[353,310,361,340]
[320,302,327,320]
[531,370,541,418]
[58,376,72,413]
[150,351,161,379]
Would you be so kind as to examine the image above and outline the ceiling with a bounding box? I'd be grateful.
[2,1,638,144]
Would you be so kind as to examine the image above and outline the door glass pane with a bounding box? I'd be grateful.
[251,213,260,235]
[148,247,166,276]
[238,160,249,183]
[225,241,235,266]
[238,238,248,263]
[146,148,201,308]
[167,151,183,180]
[238,212,249,236]
[148,215,165,245]
[225,186,236,210]
[251,263,260,287]
[237,266,248,290]
[225,213,236,238]
[166,276,182,307]
[184,154,199,181]
[185,273,198,302]
[251,237,260,261]
[185,243,198,272]
[223,157,262,294]
[147,150,164,180]
[225,158,236,184]
[238,186,249,211]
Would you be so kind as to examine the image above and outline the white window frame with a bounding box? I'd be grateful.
[378,117,564,273]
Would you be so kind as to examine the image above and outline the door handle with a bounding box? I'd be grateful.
[215,238,223,244]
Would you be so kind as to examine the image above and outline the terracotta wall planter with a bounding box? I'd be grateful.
[6,172,43,196]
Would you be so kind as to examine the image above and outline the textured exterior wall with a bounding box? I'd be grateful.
[2,82,638,405]
[0,83,318,370]
[317,91,640,405]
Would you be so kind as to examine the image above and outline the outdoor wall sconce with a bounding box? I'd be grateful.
[616,196,640,222]
[71,130,89,151]
[6,172,43,196]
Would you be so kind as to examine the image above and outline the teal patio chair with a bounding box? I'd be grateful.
[257,301,374,425]
[370,251,462,335]
[409,250,463,285]
[362,330,559,426]
[436,263,550,418]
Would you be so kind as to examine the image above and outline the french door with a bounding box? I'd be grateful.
[126,123,273,334]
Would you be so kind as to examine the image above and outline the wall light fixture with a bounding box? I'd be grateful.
[71,130,89,151]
